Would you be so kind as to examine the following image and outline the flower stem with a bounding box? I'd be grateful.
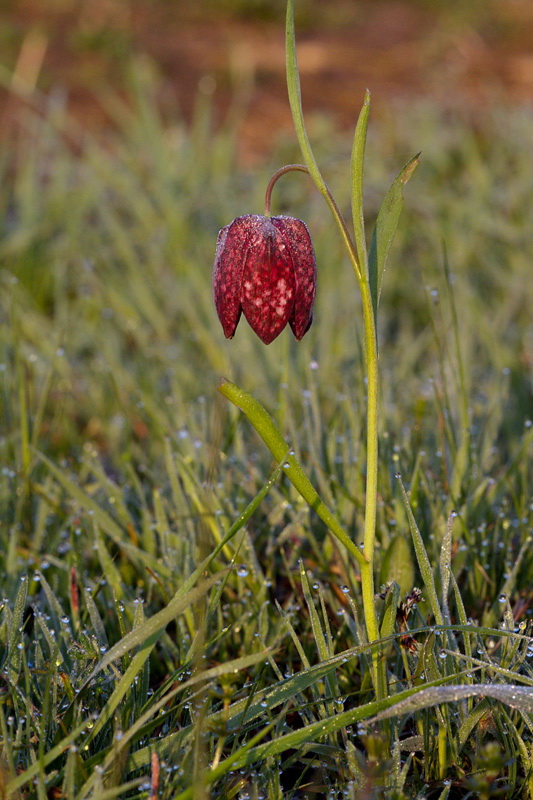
[264,164,308,216]
[265,165,362,284]
[359,278,384,696]
[265,161,382,694]
[284,0,383,697]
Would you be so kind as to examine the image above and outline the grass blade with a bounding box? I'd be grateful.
[397,474,444,625]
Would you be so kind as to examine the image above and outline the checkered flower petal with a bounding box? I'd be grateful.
[213,214,317,345]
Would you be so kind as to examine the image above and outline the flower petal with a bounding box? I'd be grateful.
[240,216,296,345]
[272,216,317,340]
[213,216,253,338]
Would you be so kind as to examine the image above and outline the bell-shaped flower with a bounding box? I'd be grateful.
[213,214,317,345]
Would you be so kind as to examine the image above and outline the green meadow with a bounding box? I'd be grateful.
[0,49,532,799]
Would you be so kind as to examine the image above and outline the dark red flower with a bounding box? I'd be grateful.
[213,214,317,345]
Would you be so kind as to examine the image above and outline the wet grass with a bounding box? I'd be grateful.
[0,72,532,798]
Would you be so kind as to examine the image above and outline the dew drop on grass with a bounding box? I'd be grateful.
[341,585,350,594]
[283,461,290,469]
[237,565,248,577]
[499,593,507,603]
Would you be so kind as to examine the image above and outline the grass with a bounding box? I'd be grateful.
[0,62,532,798]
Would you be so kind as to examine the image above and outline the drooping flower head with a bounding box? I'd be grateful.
[213,214,317,345]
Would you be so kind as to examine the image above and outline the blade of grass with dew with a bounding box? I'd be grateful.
[127,639,383,773]
[76,649,273,799]
[367,683,533,723]
[84,570,228,686]
[6,717,90,796]
[191,669,477,780]
[299,561,336,720]
[397,474,444,625]
[6,575,28,684]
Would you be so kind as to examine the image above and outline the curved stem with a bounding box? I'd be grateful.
[264,164,308,216]
[264,164,363,285]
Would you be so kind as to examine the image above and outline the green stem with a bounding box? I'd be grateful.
[285,1,362,285]
[359,279,382,694]
[285,0,382,696]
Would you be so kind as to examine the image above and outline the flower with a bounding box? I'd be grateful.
[213,214,317,345]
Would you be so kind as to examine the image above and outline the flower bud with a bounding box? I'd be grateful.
[213,214,317,345]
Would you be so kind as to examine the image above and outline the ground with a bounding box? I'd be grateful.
[2,0,533,161]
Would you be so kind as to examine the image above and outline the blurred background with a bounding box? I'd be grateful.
[2,0,533,164]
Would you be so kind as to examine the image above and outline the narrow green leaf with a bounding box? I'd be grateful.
[379,534,415,597]
[379,581,401,640]
[204,670,474,775]
[368,683,533,723]
[350,89,371,273]
[285,0,362,282]
[84,569,228,685]
[6,718,89,795]
[397,475,444,626]
[368,153,419,318]
[35,450,127,545]
[218,379,365,567]
[439,513,454,610]
[7,576,28,682]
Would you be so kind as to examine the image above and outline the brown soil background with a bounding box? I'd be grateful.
[2,0,533,162]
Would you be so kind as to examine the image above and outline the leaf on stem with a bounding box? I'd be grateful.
[368,153,420,320]
[350,89,371,275]
[218,378,366,567]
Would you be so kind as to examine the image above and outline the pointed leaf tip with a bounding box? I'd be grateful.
[399,153,421,186]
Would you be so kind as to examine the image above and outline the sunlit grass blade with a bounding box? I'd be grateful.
[368,683,533,723]
[202,670,475,777]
